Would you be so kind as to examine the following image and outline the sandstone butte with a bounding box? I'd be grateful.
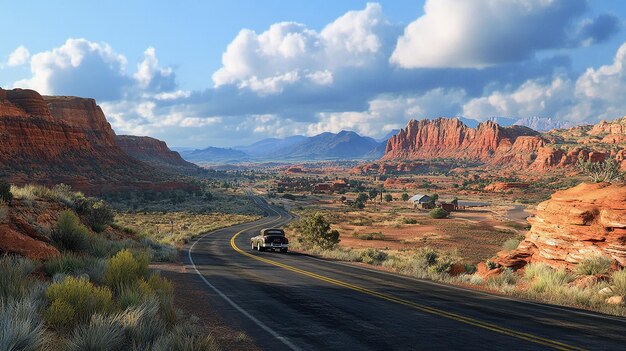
[363,117,626,174]
[0,88,193,194]
[491,182,626,271]
[115,135,200,174]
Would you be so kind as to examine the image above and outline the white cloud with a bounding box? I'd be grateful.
[7,45,30,67]
[212,3,390,94]
[134,47,176,92]
[391,0,588,69]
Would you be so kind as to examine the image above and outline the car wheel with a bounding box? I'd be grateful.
[281,248,288,253]
[257,242,263,251]
[251,242,255,250]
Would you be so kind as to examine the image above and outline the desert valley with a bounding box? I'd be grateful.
[2,1,626,350]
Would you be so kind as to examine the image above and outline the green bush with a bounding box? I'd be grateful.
[45,299,75,331]
[353,232,384,240]
[485,260,498,270]
[611,269,626,296]
[359,248,388,265]
[429,208,449,219]
[74,198,115,233]
[46,276,113,324]
[0,297,46,351]
[104,249,149,291]
[52,210,90,252]
[0,181,12,202]
[401,193,409,201]
[575,256,612,276]
[402,218,418,224]
[502,238,521,251]
[43,253,99,277]
[295,212,340,250]
[67,313,125,351]
[0,255,35,300]
[118,302,167,349]
[384,194,393,202]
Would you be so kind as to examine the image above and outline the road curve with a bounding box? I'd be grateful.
[184,197,626,351]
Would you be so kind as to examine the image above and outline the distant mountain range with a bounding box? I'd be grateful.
[175,116,583,164]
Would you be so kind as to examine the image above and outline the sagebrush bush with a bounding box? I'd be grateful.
[429,208,449,219]
[502,238,521,251]
[359,248,388,265]
[74,198,114,233]
[86,234,131,258]
[0,297,46,351]
[104,249,149,291]
[67,313,125,351]
[45,299,75,331]
[43,253,99,277]
[575,256,612,276]
[487,269,517,291]
[0,255,35,300]
[119,302,167,349]
[52,210,90,252]
[401,218,418,224]
[611,269,626,296]
[153,323,218,351]
[46,276,113,323]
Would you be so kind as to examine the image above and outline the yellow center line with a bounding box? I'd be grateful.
[230,217,586,351]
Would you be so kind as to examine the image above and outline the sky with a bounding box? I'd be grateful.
[2,0,626,147]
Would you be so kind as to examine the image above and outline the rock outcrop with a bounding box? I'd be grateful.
[493,183,626,270]
[116,135,200,175]
[374,117,626,173]
[0,88,184,193]
[484,182,530,192]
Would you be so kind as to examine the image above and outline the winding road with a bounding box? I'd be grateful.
[184,197,626,350]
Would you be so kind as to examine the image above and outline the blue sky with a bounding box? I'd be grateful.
[2,0,626,147]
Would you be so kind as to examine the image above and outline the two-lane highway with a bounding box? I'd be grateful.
[184,197,626,350]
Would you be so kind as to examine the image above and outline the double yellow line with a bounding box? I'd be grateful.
[231,206,584,351]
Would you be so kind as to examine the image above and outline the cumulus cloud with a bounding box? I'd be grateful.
[212,3,392,95]
[7,45,30,67]
[390,0,614,69]
[13,38,175,101]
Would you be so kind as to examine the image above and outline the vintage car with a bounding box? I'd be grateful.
[250,228,289,252]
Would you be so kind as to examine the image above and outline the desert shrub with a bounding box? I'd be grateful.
[353,232,384,240]
[464,264,477,275]
[46,276,113,324]
[575,256,612,276]
[281,193,296,201]
[86,234,131,258]
[0,255,35,300]
[415,247,439,269]
[524,263,573,294]
[153,323,218,351]
[429,208,449,219]
[359,248,388,265]
[0,181,13,202]
[295,212,340,250]
[401,193,409,201]
[43,253,99,277]
[610,269,626,296]
[119,302,167,349]
[0,297,46,351]
[487,269,517,290]
[74,198,115,233]
[52,210,90,252]
[45,299,75,331]
[67,313,125,351]
[139,238,178,262]
[577,158,623,183]
[485,260,498,270]
[104,249,149,291]
[0,201,7,223]
[384,194,393,202]
[142,274,174,299]
[502,238,521,251]
[402,218,418,224]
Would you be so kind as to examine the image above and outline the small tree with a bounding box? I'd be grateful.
[429,208,448,219]
[0,181,12,203]
[356,193,369,203]
[577,158,623,183]
[297,212,340,250]
[401,192,409,201]
[368,189,379,201]
[384,194,393,202]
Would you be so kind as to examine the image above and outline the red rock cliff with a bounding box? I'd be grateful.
[0,88,175,193]
[116,135,199,173]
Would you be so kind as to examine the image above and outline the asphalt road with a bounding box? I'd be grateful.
[184,197,626,350]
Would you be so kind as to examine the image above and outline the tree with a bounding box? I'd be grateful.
[368,189,379,201]
[356,193,369,203]
[401,192,409,201]
[429,208,449,219]
[451,197,458,206]
[577,158,623,183]
[297,212,340,249]
[384,194,393,202]
[0,181,12,203]
[427,194,439,206]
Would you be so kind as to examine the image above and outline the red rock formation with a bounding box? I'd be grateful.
[0,88,182,193]
[484,182,530,192]
[116,135,199,174]
[589,117,626,135]
[493,183,626,270]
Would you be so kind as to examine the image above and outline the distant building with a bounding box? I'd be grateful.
[313,183,333,193]
[407,194,431,205]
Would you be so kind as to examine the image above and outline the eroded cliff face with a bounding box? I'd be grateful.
[115,135,200,174]
[0,88,174,193]
[494,183,626,270]
[379,117,626,172]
